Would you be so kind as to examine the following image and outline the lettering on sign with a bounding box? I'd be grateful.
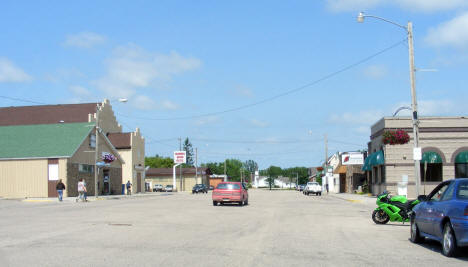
[173,151,187,164]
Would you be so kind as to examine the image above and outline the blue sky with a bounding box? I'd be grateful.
[1,0,468,169]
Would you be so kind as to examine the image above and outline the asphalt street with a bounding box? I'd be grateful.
[0,190,467,266]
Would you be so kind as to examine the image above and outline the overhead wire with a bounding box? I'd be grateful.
[114,38,407,121]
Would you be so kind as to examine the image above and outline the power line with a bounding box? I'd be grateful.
[114,38,407,121]
[0,95,47,105]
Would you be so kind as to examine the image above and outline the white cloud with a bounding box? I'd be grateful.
[425,12,468,49]
[64,32,106,48]
[68,85,95,103]
[231,85,254,98]
[0,58,31,82]
[329,110,384,125]
[394,100,463,116]
[69,85,92,97]
[94,44,201,99]
[326,0,383,12]
[248,119,269,128]
[132,95,156,110]
[363,65,387,79]
[193,116,219,126]
[161,100,179,110]
[326,0,467,12]
[395,0,468,12]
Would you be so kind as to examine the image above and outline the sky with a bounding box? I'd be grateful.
[1,0,468,169]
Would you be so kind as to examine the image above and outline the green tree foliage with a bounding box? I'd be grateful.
[201,159,256,182]
[183,138,194,166]
[145,155,174,168]
[260,166,309,185]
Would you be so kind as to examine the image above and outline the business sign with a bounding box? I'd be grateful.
[173,151,186,164]
[413,147,422,161]
[341,152,364,165]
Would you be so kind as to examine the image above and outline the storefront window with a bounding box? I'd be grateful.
[455,163,468,178]
[421,163,443,182]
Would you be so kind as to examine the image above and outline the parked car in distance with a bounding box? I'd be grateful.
[209,185,214,190]
[304,182,322,196]
[153,184,163,192]
[410,178,468,257]
[192,184,208,194]
[299,184,305,191]
[212,182,248,206]
[164,185,174,192]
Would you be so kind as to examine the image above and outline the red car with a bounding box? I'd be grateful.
[212,182,249,206]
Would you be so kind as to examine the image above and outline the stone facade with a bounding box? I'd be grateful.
[367,116,468,197]
[67,163,122,196]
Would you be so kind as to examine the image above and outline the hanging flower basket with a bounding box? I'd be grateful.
[382,129,410,145]
[102,152,116,163]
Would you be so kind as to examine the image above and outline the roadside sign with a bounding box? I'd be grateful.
[413,147,422,161]
[174,151,186,164]
[342,152,364,165]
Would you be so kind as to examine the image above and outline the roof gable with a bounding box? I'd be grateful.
[107,132,131,149]
[0,103,97,126]
[0,122,94,159]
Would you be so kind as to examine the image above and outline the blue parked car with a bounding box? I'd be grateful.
[410,178,468,257]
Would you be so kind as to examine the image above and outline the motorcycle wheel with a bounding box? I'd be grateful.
[372,209,390,224]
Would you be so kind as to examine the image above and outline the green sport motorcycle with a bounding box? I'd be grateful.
[372,191,419,224]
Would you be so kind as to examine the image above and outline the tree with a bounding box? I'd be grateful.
[243,160,258,183]
[145,155,174,168]
[266,165,282,190]
[183,137,194,166]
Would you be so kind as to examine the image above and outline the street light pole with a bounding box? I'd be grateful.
[94,104,100,197]
[357,12,421,196]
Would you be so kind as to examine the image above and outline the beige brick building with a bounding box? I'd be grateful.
[0,99,145,197]
[365,116,468,198]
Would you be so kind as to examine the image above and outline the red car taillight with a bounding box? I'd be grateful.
[464,206,468,216]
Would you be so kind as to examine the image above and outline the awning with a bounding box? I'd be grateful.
[455,151,468,163]
[361,150,385,171]
[334,165,347,174]
[421,151,442,164]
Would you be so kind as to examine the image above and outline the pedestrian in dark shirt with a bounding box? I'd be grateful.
[56,179,66,201]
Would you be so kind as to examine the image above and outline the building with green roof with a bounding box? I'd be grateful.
[0,123,123,198]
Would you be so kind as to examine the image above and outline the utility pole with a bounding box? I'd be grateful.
[408,22,421,197]
[179,137,182,192]
[195,147,198,184]
[224,159,227,181]
[324,134,328,188]
[94,104,100,197]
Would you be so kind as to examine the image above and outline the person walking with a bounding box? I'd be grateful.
[56,179,66,201]
[326,183,329,194]
[76,178,86,202]
[126,180,132,195]
[83,179,88,202]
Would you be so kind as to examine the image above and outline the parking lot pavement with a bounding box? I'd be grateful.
[0,190,467,266]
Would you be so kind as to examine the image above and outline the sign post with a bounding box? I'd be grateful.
[173,151,186,191]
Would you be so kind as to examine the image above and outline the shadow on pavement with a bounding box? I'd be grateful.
[411,239,468,261]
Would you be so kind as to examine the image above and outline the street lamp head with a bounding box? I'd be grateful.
[118,98,128,103]
[357,12,365,23]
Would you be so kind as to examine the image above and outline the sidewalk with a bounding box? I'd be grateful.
[328,192,377,206]
[18,192,168,203]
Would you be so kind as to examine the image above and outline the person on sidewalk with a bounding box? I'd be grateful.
[56,179,66,201]
[76,178,86,202]
[83,179,88,202]
[126,180,132,195]
[326,183,329,194]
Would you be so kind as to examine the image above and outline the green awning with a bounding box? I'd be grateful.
[371,150,385,166]
[421,151,442,164]
[362,150,385,171]
[362,156,372,171]
[455,151,468,163]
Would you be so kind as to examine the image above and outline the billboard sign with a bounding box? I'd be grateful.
[342,152,364,165]
[173,151,187,164]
